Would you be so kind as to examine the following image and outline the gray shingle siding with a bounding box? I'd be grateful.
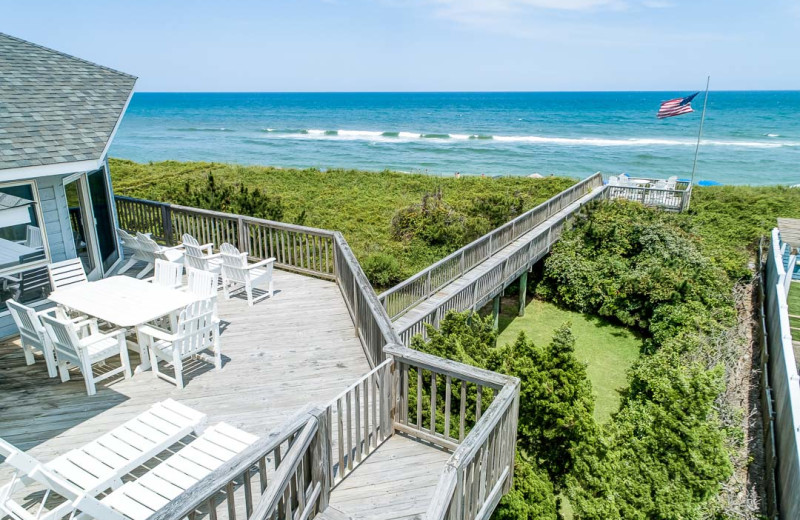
[0,33,136,171]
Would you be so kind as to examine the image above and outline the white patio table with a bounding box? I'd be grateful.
[48,275,197,372]
[0,237,36,269]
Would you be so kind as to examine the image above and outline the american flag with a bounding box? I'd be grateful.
[657,92,699,119]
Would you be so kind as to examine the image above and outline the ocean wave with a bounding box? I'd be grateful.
[251,128,800,148]
[170,127,234,132]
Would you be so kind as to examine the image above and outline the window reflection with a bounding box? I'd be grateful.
[0,182,49,311]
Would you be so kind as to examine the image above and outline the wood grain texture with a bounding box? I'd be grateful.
[0,269,370,490]
[326,435,451,520]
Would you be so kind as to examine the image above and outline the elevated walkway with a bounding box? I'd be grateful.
[381,174,606,344]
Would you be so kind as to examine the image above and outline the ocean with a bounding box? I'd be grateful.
[111,91,800,185]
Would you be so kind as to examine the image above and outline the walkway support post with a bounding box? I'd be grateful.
[518,271,528,317]
[492,294,501,330]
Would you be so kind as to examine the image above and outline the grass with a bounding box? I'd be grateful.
[109,158,576,287]
[789,281,800,340]
[495,296,643,423]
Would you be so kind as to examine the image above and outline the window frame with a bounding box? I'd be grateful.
[0,179,51,278]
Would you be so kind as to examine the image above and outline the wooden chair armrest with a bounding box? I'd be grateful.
[136,324,177,342]
[206,252,222,259]
[200,243,215,253]
[248,258,276,270]
[79,328,127,347]
[161,244,185,252]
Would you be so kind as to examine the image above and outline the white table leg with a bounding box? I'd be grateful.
[130,328,152,374]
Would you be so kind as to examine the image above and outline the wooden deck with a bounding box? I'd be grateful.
[0,269,371,484]
[778,218,800,249]
[324,435,451,520]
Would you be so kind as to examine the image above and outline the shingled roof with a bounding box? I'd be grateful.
[0,33,137,171]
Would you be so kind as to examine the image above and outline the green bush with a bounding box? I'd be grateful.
[494,449,558,520]
[165,173,284,221]
[360,252,403,288]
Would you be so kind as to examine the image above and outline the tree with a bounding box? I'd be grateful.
[489,326,597,493]
[568,351,732,520]
[493,449,558,520]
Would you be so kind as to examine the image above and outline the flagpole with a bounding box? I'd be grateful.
[690,75,710,185]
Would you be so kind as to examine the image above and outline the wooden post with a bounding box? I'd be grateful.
[518,271,527,317]
[492,294,501,330]
[310,407,332,511]
[161,204,173,245]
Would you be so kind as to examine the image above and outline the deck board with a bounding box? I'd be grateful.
[0,269,371,486]
[779,218,800,249]
[326,435,451,520]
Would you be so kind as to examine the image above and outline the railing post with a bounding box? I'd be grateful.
[161,204,173,246]
[460,250,466,274]
[310,407,332,511]
[518,271,527,317]
[237,217,247,254]
[427,270,432,299]
[353,276,359,337]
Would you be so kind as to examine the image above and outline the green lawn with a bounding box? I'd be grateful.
[789,281,800,340]
[495,297,642,423]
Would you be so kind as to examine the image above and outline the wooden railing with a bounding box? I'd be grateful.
[378,173,604,321]
[325,358,394,485]
[382,345,520,520]
[333,233,402,366]
[603,184,692,212]
[115,196,336,280]
[114,194,523,520]
[149,405,319,520]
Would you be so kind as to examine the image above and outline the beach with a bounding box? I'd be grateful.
[110,91,800,185]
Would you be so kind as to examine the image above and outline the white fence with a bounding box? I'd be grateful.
[765,228,800,519]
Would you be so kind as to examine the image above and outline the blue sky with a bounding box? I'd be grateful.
[2,0,797,91]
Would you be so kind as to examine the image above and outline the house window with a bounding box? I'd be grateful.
[0,181,50,312]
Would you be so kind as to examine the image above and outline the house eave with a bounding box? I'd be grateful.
[0,159,105,182]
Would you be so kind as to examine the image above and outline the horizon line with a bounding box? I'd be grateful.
[132,89,800,94]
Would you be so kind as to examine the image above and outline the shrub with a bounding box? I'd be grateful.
[391,189,470,248]
[360,252,403,288]
[494,449,558,520]
[166,173,284,221]
[468,192,526,228]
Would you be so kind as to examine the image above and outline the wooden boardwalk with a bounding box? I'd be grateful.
[324,435,451,520]
[393,186,602,334]
[779,218,800,249]
[0,269,371,484]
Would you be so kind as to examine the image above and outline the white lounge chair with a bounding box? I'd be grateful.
[6,300,95,378]
[47,258,88,291]
[116,228,152,275]
[137,299,221,389]
[147,259,183,289]
[0,399,208,520]
[220,243,275,306]
[40,314,131,396]
[135,233,184,279]
[182,234,223,275]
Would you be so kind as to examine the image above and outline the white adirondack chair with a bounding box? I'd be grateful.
[137,299,221,389]
[135,232,184,279]
[6,300,94,378]
[0,399,207,520]
[20,225,43,249]
[219,242,275,306]
[40,314,131,396]
[181,233,223,272]
[47,258,88,291]
[7,300,58,377]
[148,259,183,289]
[116,228,152,275]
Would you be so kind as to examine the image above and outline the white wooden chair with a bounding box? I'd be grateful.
[0,399,207,520]
[185,267,219,319]
[40,314,131,396]
[18,225,43,249]
[137,299,221,389]
[220,242,275,306]
[135,233,184,279]
[6,300,94,378]
[116,228,152,275]
[147,259,183,289]
[182,233,223,273]
[47,258,88,291]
